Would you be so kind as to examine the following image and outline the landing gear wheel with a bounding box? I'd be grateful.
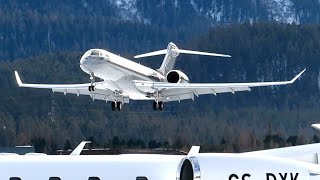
[153,102,159,111]
[158,101,164,111]
[117,102,122,111]
[88,85,95,92]
[111,101,117,111]
[89,72,96,92]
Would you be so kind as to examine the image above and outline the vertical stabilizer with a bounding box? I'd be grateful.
[157,42,180,75]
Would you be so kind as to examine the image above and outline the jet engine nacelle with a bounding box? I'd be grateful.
[176,154,311,180]
[166,70,189,83]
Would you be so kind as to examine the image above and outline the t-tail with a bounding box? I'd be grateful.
[134,42,231,75]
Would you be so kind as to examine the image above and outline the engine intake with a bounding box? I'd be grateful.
[166,70,189,83]
[177,154,311,180]
[177,157,201,180]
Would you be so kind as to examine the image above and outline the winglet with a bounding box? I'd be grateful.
[312,124,320,132]
[290,69,306,83]
[14,71,22,86]
[188,146,200,156]
[70,141,91,155]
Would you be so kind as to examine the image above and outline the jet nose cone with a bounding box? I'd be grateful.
[80,56,89,65]
[80,56,90,73]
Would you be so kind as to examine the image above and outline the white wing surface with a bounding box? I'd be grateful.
[14,71,93,89]
[14,71,127,103]
[134,69,305,102]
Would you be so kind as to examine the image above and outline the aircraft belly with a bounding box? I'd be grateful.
[86,61,155,100]
[93,62,126,81]
[91,61,157,84]
[116,76,153,100]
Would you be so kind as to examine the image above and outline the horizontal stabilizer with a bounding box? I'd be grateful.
[177,49,231,58]
[134,48,231,59]
[135,42,231,75]
[134,49,167,59]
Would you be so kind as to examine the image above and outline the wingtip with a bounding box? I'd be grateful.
[14,71,22,85]
[290,69,306,83]
[221,54,231,58]
[312,124,320,131]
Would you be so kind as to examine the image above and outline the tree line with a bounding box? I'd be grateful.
[1,23,320,152]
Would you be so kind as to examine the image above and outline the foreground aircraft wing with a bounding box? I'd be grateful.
[243,124,320,164]
[14,71,125,102]
[134,69,305,102]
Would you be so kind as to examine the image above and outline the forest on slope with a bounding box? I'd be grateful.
[1,0,320,61]
[0,0,209,61]
[1,22,320,153]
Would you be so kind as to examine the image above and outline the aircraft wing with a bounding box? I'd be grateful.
[14,71,127,102]
[15,71,96,89]
[134,69,305,102]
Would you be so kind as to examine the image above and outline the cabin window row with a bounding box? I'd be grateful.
[10,177,100,180]
[10,177,147,180]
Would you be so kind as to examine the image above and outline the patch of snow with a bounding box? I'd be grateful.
[188,0,300,25]
[82,0,88,8]
[264,0,299,24]
[206,1,223,23]
[190,0,199,13]
[110,0,149,23]
[160,0,165,6]
[174,0,178,8]
[111,0,301,25]
[115,0,122,6]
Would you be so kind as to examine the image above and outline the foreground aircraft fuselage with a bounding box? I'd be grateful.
[0,155,182,180]
[3,125,320,179]
[15,42,305,111]
[1,144,320,180]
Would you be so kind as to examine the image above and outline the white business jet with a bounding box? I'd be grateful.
[14,42,305,111]
[2,124,320,180]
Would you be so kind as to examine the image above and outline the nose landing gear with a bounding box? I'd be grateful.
[88,72,96,92]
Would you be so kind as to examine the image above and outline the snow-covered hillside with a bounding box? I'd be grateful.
[110,0,319,25]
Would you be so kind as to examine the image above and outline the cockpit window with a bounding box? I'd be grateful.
[91,50,100,56]
[88,177,100,180]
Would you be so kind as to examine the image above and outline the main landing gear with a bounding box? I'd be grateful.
[153,101,164,111]
[112,101,122,111]
[88,85,95,91]
[88,72,95,92]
